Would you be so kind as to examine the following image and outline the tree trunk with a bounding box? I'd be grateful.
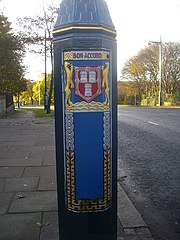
[46,42,54,114]
[47,71,53,114]
[17,94,20,108]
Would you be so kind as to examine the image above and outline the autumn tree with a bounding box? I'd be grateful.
[162,42,180,101]
[17,3,59,113]
[121,41,180,105]
[0,14,25,95]
[26,80,35,105]
[13,78,28,108]
[14,80,35,106]
[32,80,43,104]
[118,81,139,105]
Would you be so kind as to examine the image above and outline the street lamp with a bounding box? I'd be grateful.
[44,30,48,110]
[38,78,41,106]
[149,36,163,106]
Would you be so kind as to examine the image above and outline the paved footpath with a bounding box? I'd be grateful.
[0,110,154,240]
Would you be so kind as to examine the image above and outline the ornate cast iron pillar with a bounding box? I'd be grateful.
[53,0,117,239]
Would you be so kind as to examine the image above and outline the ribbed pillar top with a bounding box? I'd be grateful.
[54,0,114,30]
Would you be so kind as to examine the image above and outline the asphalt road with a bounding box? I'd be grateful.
[118,106,180,240]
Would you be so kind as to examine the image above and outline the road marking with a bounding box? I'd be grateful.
[148,121,159,126]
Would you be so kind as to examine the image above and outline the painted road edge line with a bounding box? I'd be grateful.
[148,121,159,126]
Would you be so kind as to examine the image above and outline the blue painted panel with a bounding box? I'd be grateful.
[74,112,104,200]
[63,49,112,211]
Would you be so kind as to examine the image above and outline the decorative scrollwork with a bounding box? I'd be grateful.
[65,112,74,151]
[64,51,73,61]
[103,112,111,149]
[66,101,110,112]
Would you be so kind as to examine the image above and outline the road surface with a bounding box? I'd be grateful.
[118,106,180,240]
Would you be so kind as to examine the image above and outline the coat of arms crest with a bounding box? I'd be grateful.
[74,66,102,103]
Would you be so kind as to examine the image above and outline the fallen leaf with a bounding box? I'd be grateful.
[18,195,26,199]
[36,222,43,228]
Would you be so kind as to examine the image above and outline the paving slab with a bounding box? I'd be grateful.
[23,166,56,177]
[117,183,146,228]
[0,149,31,160]
[0,141,35,147]
[29,149,45,161]
[0,193,14,215]
[37,130,55,137]
[117,218,124,238]
[0,156,43,167]
[19,129,39,135]
[42,151,56,166]
[5,146,46,152]
[4,177,39,192]
[0,167,24,178]
[0,179,5,192]
[22,166,57,190]
[47,146,56,151]
[9,191,57,213]
[40,212,59,240]
[38,175,57,191]
[0,213,41,240]
[34,140,55,147]
[1,135,38,142]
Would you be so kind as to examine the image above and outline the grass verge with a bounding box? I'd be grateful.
[18,108,54,118]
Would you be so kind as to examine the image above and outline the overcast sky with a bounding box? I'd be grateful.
[1,0,180,79]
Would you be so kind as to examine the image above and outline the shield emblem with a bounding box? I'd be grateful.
[74,66,102,103]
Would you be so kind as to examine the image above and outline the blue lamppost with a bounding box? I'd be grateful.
[53,0,117,239]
